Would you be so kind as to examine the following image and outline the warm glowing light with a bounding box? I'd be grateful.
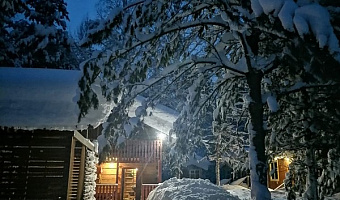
[157,132,167,140]
[108,162,116,168]
[285,157,292,163]
[135,168,138,171]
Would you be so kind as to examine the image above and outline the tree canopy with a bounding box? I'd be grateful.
[0,0,75,69]
[79,0,340,199]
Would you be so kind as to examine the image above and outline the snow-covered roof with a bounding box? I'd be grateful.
[128,95,178,134]
[0,67,113,130]
[0,67,178,133]
[183,155,212,171]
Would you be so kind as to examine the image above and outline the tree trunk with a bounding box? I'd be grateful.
[246,70,271,200]
[304,147,318,200]
[216,131,221,186]
[216,158,221,186]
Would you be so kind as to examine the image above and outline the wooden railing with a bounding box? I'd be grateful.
[95,184,119,200]
[113,140,162,163]
[141,184,159,200]
[95,183,159,200]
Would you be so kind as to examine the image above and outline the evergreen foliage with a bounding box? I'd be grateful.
[0,0,75,69]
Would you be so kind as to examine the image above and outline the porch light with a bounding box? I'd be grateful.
[157,132,167,140]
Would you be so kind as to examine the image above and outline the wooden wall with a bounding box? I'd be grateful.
[268,158,290,189]
[118,162,159,184]
[97,162,160,185]
[0,127,72,199]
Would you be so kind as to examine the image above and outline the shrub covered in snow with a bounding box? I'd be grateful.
[147,178,239,200]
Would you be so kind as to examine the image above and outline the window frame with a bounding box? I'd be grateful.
[269,160,279,181]
[189,169,200,179]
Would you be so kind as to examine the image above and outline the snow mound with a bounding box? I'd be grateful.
[147,178,240,200]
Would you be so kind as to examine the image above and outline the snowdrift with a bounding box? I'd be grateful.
[147,178,239,200]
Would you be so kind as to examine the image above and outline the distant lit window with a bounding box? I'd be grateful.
[270,161,279,180]
[189,169,200,179]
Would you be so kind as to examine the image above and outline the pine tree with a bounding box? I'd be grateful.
[0,0,75,69]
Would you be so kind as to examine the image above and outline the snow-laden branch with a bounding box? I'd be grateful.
[279,81,338,96]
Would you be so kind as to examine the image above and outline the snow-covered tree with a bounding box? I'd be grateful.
[207,78,249,185]
[78,1,339,199]
[0,0,75,69]
[269,41,340,199]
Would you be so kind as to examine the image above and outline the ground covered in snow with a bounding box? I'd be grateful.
[147,178,239,200]
[147,178,340,200]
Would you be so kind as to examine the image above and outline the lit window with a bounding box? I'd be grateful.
[270,161,279,180]
[99,162,118,184]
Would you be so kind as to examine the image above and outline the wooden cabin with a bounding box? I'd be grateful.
[93,95,178,200]
[95,138,162,200]
[181,155,214,181]
[267,157,291,189]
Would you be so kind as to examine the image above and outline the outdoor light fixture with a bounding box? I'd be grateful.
[157,132,167,140]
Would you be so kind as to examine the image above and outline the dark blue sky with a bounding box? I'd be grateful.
[66,0,98,34]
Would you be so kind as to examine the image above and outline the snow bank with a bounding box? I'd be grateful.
[147,178,239,200]
[0,67,113,130]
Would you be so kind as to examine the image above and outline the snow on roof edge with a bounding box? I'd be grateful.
[0,67,114,131]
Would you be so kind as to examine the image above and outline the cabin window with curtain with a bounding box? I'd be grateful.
[270,161,279,180]
[189,169,200,179]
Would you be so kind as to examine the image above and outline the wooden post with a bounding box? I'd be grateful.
[136,170,142,200]
[158,140,162,183]
[77,145,86,200]
[67,137,75,199]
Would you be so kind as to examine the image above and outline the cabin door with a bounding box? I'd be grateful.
[122,168,137,200]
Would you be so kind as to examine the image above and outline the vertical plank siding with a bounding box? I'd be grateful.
[0,127,72,199]
[113,140,162,163]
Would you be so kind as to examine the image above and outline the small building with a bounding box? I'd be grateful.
[95,138,162,200]
[95,99,178,200]
[267,157,291,190]
[181,155,214,181]
[0,67,112,199]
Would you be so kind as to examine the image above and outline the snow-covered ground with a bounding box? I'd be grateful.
[147,178,239,200]
[147,178,340,200]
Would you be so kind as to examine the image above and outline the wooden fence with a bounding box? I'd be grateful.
[95,183,159,200]
[141,184,159,200]
[0,128,72,199]
[95,184,119,200]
